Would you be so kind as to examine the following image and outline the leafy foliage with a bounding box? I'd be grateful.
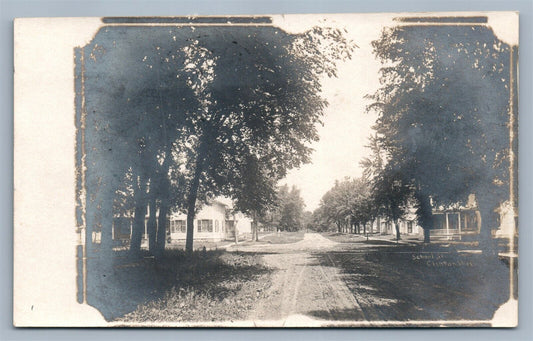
[367,24,512,247]
[315,177,376,233]
[81,24,354,254]
[260,185,307,232]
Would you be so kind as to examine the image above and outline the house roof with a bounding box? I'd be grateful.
[210,196,233,208]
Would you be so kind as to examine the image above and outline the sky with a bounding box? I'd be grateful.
[274,14,394,211]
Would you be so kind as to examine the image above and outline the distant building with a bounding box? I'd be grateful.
[371,205,423,237]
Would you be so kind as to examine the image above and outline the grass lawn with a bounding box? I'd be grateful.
[259,231,306,244]
[321,231,368,243]
[166,239,234,251]
[86,249,272,323]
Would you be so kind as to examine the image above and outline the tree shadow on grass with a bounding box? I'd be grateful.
[309,245,510,322]
[85,249,271,321]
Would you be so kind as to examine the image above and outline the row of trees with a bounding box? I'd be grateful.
[80,24,353,257]
[258,184,307,233]
[313,177,374,234]
[312,146,411,242]
[313,24,514,252]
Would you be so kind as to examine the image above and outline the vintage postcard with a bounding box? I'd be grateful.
[14,13,518,327]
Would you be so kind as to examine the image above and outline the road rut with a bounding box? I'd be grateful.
[236,233,366,325]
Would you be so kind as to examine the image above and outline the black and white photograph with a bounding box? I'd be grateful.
[13,13,518,327]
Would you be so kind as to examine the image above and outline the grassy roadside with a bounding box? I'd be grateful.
[87,250,272,323]
[312,244,510,322]
[258,231,306,244]
[165,240,234,251]
[321,232,366,243]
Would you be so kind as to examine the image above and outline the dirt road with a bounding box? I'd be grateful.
[114,232,509,327]
[225,232,508,327]
[228,233,367,326]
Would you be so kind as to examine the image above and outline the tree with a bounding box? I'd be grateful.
[316,177,375,235]
[309,206,334,232]
[372,168,412,241]
[350,178,376,235]
[318,181,349,233]
[302,211,314,232]
[278,185,306,232]
[80,23,354,256]
[82,27,205,257]
[368,24,512,251]
[259,184,307,232]
[175,26,353,252]
[231,155,279,241]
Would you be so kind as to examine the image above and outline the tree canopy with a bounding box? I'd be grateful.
[80,23,354,255]
[315,177,376,234]
[368,24,513,249]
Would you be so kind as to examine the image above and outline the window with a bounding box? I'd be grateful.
[113,218,131,239]
[197,219,213,233]
[215,220,219,232]
[462,212,478,231]
[170,220,186,233]
[170,220,176,233]
[407,221,413,233]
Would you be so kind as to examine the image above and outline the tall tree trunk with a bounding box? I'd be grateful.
[477,194,498,255]
[130,170,147,255]
[85,187,97,256]
[250,212,255,241]
[130,195,146,255]
[154,142,173,257]
[415,190,432,244]
[99,184,115,258]
[147,196,157,254]
[394,220,401,241]
[363,222,367,235]
[423,227,430,244]
[253,211,259,242]
[156,201,168,257]
[251,221,255,241]
[234,221,239,244]
[185,153,204,254]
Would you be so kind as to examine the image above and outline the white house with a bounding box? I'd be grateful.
[167,197,252,242]
[110,197,252,244]
[371,215,422,237]
[371,194,516,242]
[368,201,423,237]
